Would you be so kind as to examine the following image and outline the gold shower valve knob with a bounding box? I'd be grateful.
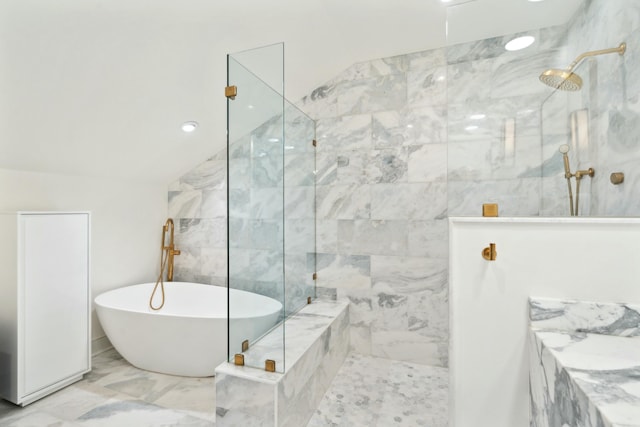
[610,172,624,185]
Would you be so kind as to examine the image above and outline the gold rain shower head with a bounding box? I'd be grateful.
[539,42,626,91]
[540,69,583,91]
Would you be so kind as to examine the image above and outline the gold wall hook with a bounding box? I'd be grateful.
[482,243,497,261]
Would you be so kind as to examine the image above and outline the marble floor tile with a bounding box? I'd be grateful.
[308,353,449,427]
[0,348,448,427]
[0,348,216,427]
[153,377,216,423]
[91,362,184,404]
[0,409,82,427]
[307,353,390,426]
[75,399,212,427]
[27,381,120,421]
[377,361,448,426]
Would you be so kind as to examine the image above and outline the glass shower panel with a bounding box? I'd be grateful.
[445,0,585,217]
[227,44,285,372]
[283,100,316,317]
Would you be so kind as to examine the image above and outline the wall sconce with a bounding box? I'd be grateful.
[570,108,589,161]
[503,118,516,162]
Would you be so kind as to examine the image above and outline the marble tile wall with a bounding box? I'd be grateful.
[167,0,639,371]
[447,26,569,217]
[168,151,228,287]
[169,102,315,320]
[541,0,640,216]
[298,50,450,367]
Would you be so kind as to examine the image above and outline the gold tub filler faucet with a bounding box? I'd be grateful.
[149,218,181,310]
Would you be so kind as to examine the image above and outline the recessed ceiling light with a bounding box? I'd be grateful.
[247,104,255,110]
[181,121,198,133]
[465,125,479,131]
[470,114,486,120]
[505,35,535,51]
[268,137,280,142]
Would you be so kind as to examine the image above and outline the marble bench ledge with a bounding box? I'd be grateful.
[215,299,350,427]
[529,297,640,427]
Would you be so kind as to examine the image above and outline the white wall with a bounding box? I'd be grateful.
[0,168,167,341]
[449,217,640,427]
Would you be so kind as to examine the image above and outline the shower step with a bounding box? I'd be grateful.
[215,299,350,427]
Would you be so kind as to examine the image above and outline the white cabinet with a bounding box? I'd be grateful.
[0,212,90,406]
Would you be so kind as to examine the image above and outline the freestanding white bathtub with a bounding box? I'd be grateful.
[94,282,282,377]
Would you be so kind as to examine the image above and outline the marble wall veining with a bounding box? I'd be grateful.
[299,49,450,367]
[541,0,640,216]
[226,102,316,317]
[168,151,228,288]
[167,0,640,372]
[530,298,640,426]
[169,102,315,322]
[446,26,570,217]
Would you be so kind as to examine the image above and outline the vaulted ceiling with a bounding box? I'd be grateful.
[0,0,582,183]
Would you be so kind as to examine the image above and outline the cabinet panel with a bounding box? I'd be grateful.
[21,214,89,396]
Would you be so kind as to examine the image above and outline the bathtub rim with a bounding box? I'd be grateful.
[94,281,283,320]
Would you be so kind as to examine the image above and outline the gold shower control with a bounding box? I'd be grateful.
[610,172,624,185]
[482,243,497,261]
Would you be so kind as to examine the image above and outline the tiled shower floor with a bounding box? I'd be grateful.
[308,353,448,426]
[0,349,448,426]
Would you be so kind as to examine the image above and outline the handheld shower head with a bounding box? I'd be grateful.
[559,144,570,154]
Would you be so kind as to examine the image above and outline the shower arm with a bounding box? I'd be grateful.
[565,43,626,72]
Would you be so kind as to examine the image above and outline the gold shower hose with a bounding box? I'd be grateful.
[149,235,170,310]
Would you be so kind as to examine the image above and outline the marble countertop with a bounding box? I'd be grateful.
[530,297,640,427]
[532,329,640,426]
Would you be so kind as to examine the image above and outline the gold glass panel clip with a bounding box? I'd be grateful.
[234,354,245,366]
[225,85,237,100]
[265,360,276,372]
